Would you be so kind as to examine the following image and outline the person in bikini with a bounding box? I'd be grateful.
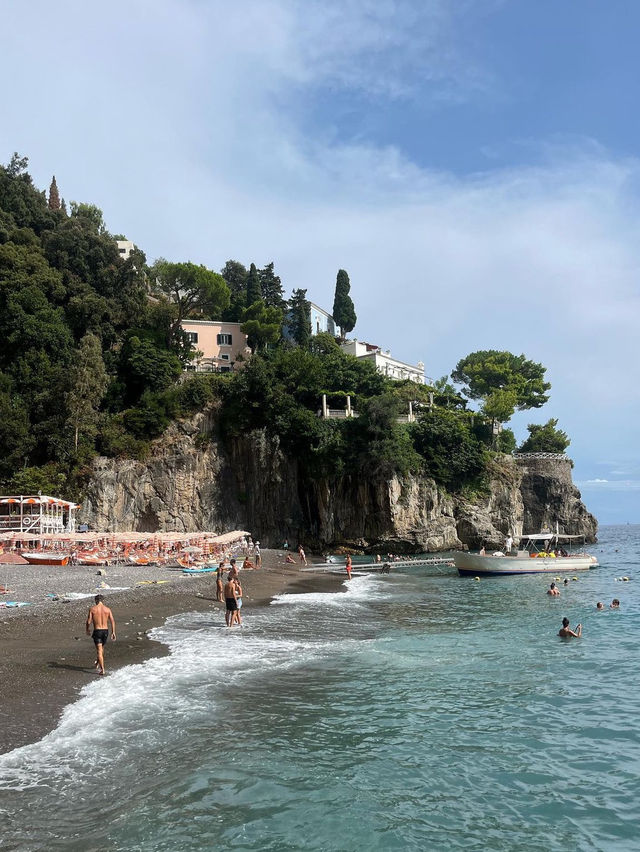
[86,594,116,675]
[216,564,225,602]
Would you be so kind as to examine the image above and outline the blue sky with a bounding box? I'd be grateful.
[1,0,639,524]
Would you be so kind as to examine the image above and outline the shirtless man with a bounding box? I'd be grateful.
[547,582,560,596]
[558,617,581,638]
[224,574,239,627]
[345,554,352,581]
[86,594,116,675]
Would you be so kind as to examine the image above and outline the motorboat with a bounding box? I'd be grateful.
[455,532,598,577]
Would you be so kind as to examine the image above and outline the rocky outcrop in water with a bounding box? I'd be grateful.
[80,411,597,551]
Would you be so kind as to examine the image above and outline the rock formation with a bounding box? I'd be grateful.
[80,410,597,551]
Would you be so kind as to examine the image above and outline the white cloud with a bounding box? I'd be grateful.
[1,0,639,498]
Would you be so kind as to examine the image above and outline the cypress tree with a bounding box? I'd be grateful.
[260,262,286,309]
[48,176,61,211]
[332,269,357,338]
[245,262,262,307]
[287,288,312,347]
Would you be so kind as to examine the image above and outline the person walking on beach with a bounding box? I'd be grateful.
[345,554,352,581]
[224,574,239,627]
[86,594,116,675]
[254,542,261,568]
[558,617,581,638]
[298,544,307,565]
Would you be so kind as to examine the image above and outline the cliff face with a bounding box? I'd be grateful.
[80,411,597,551]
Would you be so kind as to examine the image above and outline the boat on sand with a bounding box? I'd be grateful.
[22,552,70,566]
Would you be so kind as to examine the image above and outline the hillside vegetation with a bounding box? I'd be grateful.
[0,156,567,498]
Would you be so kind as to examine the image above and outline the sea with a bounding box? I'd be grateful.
[0,525,639,852]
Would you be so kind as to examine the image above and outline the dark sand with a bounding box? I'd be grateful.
[0,551,342,754]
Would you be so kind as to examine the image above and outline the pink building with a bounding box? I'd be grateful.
[181,320,251,373]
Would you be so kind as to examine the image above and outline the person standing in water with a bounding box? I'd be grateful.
[224,574,239,627]
[216,563,225,602]
[558,617,581,638]
[86,595,116,675]
[345,554,352,580]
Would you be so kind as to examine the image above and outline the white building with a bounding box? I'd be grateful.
[340,339,426,384]
[309,302,337,336]
[116,239,134,261]
[283,301,337,342]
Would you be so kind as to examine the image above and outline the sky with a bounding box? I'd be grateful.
[1,0,639,524]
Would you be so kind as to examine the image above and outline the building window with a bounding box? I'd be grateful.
[186,332,198,344]
[220,353,230,361]
[119,248,126,254]
[217,333,232,345]
[219,366,232,373]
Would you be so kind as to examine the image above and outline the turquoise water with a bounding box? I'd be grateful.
[0,525,638,851]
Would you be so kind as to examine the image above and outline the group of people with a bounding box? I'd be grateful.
[547,582,622,639]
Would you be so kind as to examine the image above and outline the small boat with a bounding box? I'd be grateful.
[22,552,70,566]
[455,532,598,577]
[182,565,218,574]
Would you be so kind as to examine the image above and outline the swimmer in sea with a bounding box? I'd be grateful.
[596,602,604,610]
[547,582,560,596]
[558,617,581,638]
[610,599,620,609]
[86,594,116,675]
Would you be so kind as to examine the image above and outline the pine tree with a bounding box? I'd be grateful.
[260,262,285,309]
[287,288,312,347]
[245,262,262,307]
[48,176,61,211]
[332,269,357,338]
[220,259,247,296]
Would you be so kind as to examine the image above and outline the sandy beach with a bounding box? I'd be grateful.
[0,549,342,754]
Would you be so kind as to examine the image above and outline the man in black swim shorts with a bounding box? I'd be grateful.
[224,575,238,627]
[86,595,116,675]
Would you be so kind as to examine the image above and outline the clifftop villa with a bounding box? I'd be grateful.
[181,320,251,373]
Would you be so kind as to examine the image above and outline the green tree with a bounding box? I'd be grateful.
[70,202,107,234]
[245,262,262,307]
[119,336,182,400]
[332,268,356,338]
[411,410,486,488]
[48,176,61,211]
[65,333,108,452]
[151,260,230,332]
[286,288,312,347]
[220,259,247,296]
[260,262,286,309]
[451,350,550,419]
[241,302,283,353]
[517,418,570,454]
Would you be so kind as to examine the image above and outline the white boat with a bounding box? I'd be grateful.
[455,533,598,576]
[22,552,70,566]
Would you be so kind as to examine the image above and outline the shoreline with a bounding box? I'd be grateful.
[0,550,343,755]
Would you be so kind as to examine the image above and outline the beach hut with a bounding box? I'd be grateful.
[0,495,79,535]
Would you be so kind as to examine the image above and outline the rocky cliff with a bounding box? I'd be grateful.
[80,410,597,551]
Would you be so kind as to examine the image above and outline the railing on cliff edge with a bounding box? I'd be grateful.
[512,452,571,461]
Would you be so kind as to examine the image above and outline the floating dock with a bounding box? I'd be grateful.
[301,557,455,574]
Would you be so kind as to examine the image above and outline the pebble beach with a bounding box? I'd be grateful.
[0,549,340,754]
